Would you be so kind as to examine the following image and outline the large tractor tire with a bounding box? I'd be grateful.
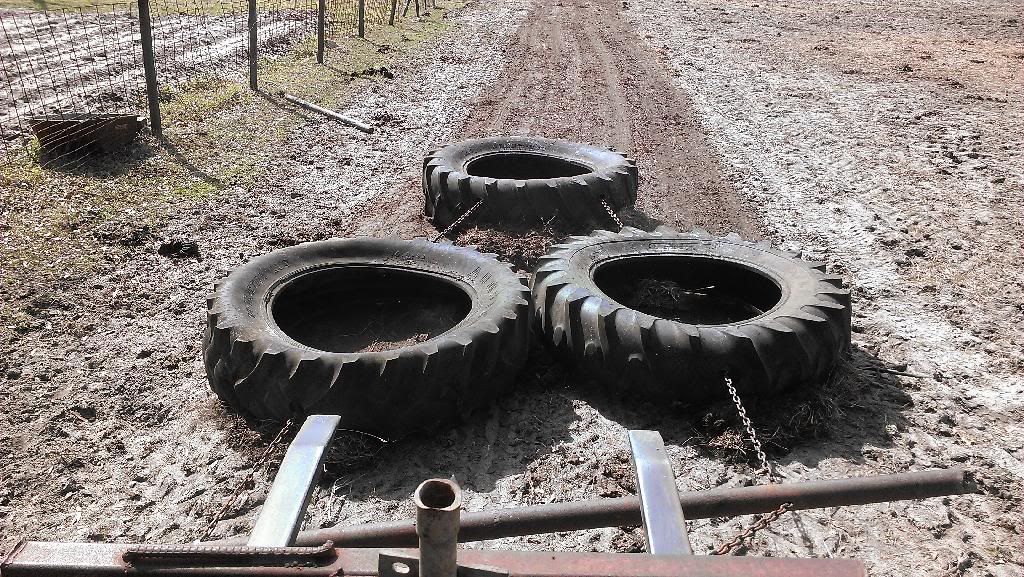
[531,227,851,402]
[203,238,531,439]
[423,136,637,230]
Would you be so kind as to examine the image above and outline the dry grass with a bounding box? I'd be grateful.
[694,356,859,464]
[0,10,455,346]
[458,221,571,273]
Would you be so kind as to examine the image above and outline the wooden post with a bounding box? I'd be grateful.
[137,0,161,137]
[357,0,364,37]
[316,0,326,63]
[247,0,257,90]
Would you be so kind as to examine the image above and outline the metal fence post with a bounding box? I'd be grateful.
[358,0,364,37]
[248,0,257,90]
[316,0,326,63]
[137,0,161,138]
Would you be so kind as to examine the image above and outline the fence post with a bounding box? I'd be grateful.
[137,0,161,138]
[388,0,397,26]
[316,0,326,63]
[358,0,364,37]
[248,0,257,90]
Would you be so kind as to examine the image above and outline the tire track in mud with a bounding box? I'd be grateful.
[459,0,760,235]
[576,12,631,151]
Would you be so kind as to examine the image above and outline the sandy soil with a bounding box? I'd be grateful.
[0,0,532,552]
[2,0,1021,576]
[619,0,1023,573]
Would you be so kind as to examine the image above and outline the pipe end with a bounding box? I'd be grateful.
[415,479,462,512]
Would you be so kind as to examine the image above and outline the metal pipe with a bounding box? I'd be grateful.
[414,479,461,577]
[247,415,341,547]
[628,431,691,555]
[214,468,970,547]
[279,92,374,133]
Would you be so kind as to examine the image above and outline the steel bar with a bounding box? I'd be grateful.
[628,431,691,555]
[2,542,867,577]
[247,415,342,547]
[136,0,161,137]
[280,92,374,133]
[414,479,462,577]
[218,468,969,547]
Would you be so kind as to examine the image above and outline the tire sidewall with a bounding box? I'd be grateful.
[217,238,513,357]
[548,236,822,328]
[531,230,850,402]
[438,136,627,179]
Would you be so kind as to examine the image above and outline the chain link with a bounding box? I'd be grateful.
[722,375,774,482]
[711,502,793,555]
[711,375,792,555]
[599,197,623,231]
[198,419,294,541]
[432,199,484,242]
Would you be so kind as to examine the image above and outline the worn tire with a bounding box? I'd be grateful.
[531,228,851,402]
[423,136,638,230]
[203,238,531,439]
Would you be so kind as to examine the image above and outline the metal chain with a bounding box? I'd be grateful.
[711,502,793,555]
[599,197,624,231]
[722,375,774,482]
[198,419,294,541]
[432,198,484,242]
[711,375,793,555]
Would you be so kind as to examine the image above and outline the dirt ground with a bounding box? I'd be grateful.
[1,0,1022,576]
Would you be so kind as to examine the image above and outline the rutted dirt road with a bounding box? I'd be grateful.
[352,0,761,239]
[2,0,1021,575]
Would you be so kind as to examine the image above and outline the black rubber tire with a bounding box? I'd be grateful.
[423,136,638,230]
[531,227,851,402]
[203,238,531,439]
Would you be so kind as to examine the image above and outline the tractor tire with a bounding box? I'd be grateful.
[423,136,637,230]
[531,227,851,402]
[203,237,531,439]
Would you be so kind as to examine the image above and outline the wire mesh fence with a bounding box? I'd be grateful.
[0,0,400,167]
[327,0,394,33]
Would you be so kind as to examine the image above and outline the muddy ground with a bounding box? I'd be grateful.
[1,0,1022,576]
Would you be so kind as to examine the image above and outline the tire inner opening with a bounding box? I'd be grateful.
[594,255,782,325]
[271,266,472,353]
[465,152,592,179]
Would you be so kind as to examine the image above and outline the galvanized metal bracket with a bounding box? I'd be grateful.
[247,414,343,548]
[628,430,692,555]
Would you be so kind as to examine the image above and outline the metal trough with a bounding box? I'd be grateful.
[28,113,144,156]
